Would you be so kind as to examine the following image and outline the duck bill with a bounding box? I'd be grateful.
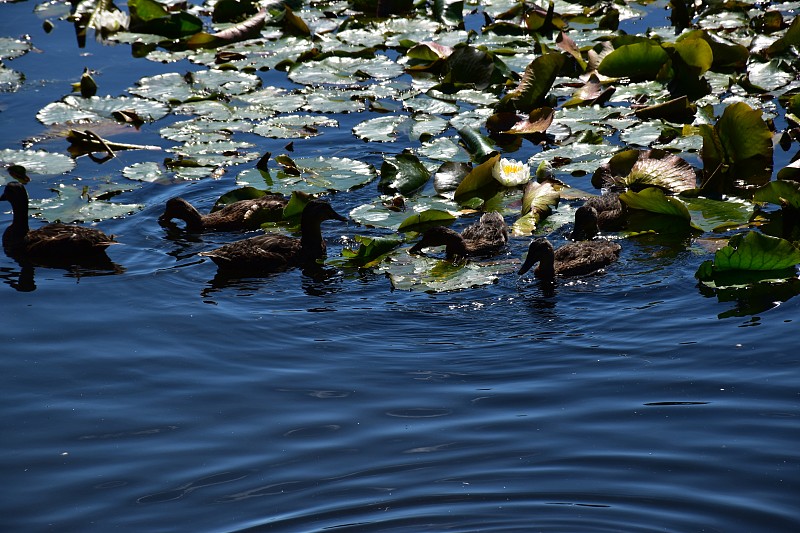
[517,253,538,275]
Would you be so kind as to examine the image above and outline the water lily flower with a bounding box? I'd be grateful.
[492,158,531,187]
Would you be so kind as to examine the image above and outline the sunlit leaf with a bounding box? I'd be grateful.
[37,95,169,125]
[336,234,405,268]
[598,40,669,80]
[698,231,800,278]
[620,187,695,226]
[376,253,515,292]
[454,153,502,205]
[499,52,564,113]
[0,149,76,179]
[288,56,403,85]
[378,152,430,195]
[512,180,560,235]
[253,114,337,138]
[31,182,143,222]
[397,209,456,232]
[754,180,800,210]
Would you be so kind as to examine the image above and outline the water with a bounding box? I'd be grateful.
[2,3,799,531]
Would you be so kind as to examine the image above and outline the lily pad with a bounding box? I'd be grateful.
[349,195,458,230]
[397,209,457,233]
[378,152,431,195]
[253,115,338,139]
[0,37,32,61]
[696,231,800,281]
[238,156,376,194]
[754,180,800,210]
[620,187,693,222]
[512,180,560,235]
[598,40,669,81]
[129,70,260,103]
[335,235,405,268]
[288,56,403,86]
[0,149,76,179]
[37,95,170,125]
[376,253,516,292]
[454,153,502,205]
[31,182,143,222]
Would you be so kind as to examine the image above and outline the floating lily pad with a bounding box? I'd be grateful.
[288,56,403,86]
[130,70,260,103]
[417,137,470,163]
[31,182,143,222]
[0,65,23,92]
[335,235,405,268]
[696,231,800,283]
[378,152,431,195]
[236,87,307,113]
[376,253,515,292]
[598,40,669,81]
[122,161,172,183]
[237,156,376,194]
[397,209,457,233]
[302,87,366,113]
[0,149,76,178]
[252,115,338,138]
[349,195,458,230]
[754,179,800,210]
[594,149,697,192]
[37,95,170,125]
[512,180,560,235]
[169,140,259,167]
[0,36,32,61]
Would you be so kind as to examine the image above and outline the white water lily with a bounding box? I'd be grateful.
[492,158,531,187]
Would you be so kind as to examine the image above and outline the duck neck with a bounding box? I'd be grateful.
[299,217,326,260]
[179,204,205,232]
[535,247,556,280]
[3,192,30,248]
[445,235,469,260]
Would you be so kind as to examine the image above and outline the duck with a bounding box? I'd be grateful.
[159,193,287,232]
[573,192,626,239]
[518,236,621,280]
[409,211,508,260]
[199,199,347,273]
[0,181,117,266]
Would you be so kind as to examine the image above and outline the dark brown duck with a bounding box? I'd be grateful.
[409,212,509,260]
[159,193,287,232]
[199,199,347,273]
[1,181,117,266]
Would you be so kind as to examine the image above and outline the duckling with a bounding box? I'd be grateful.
[199,199,346,273]
[581,192,626,233]
[518,237,621,280]
[1,181,117,266]
[159,193,287,232]
[409,212,508,260]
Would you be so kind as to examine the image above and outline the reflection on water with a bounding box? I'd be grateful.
[0,260,125,292]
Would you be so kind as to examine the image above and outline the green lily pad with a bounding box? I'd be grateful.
[376,253,516,292]
[129,70,260,103]
[252,115,338,138]
[499,52,564,113]
[620,187,692,220]
[512,180,560,235]
[378,152,431,195]
[0,65,23,93]
[302,87,366,113]
[236,87,307,113]
[454,153,502,205]
[169,140,259,167]
[353,115,408,142]
[598,40,669,81]
[0,36,32,61]
[237,156,376,194]
[0,149,76,178]
[418,137,470,163]
[122,161,172,183]
[685,196,754,232]
[288,56,403,85]
[31,182,143,222]
[397,209,457,232]
[37,95,170,125]
[697,231,800,280]
[349,195,458,230]
[754,180,800,210]
[335,234,405,268]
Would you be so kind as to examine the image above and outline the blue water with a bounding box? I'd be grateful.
[2,3,799,532]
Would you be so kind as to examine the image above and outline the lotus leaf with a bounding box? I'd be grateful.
[336,235,405,268]
[376,254,515,292]
[697,231,800,278]
[31,182,143,222]
[754,180,800,210]
[288,56,403,86]
[397,209,457,233]
[253,115,337,139]
[454,153,502,205]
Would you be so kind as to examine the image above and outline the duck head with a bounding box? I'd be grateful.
[159,197,202,227]
[409,226,466,258]
[518,237,555,276]
[569,205,599,241]
[0,181,28,206]
[303,199,348,224]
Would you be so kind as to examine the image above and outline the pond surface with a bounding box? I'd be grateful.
[2,2,799,532]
